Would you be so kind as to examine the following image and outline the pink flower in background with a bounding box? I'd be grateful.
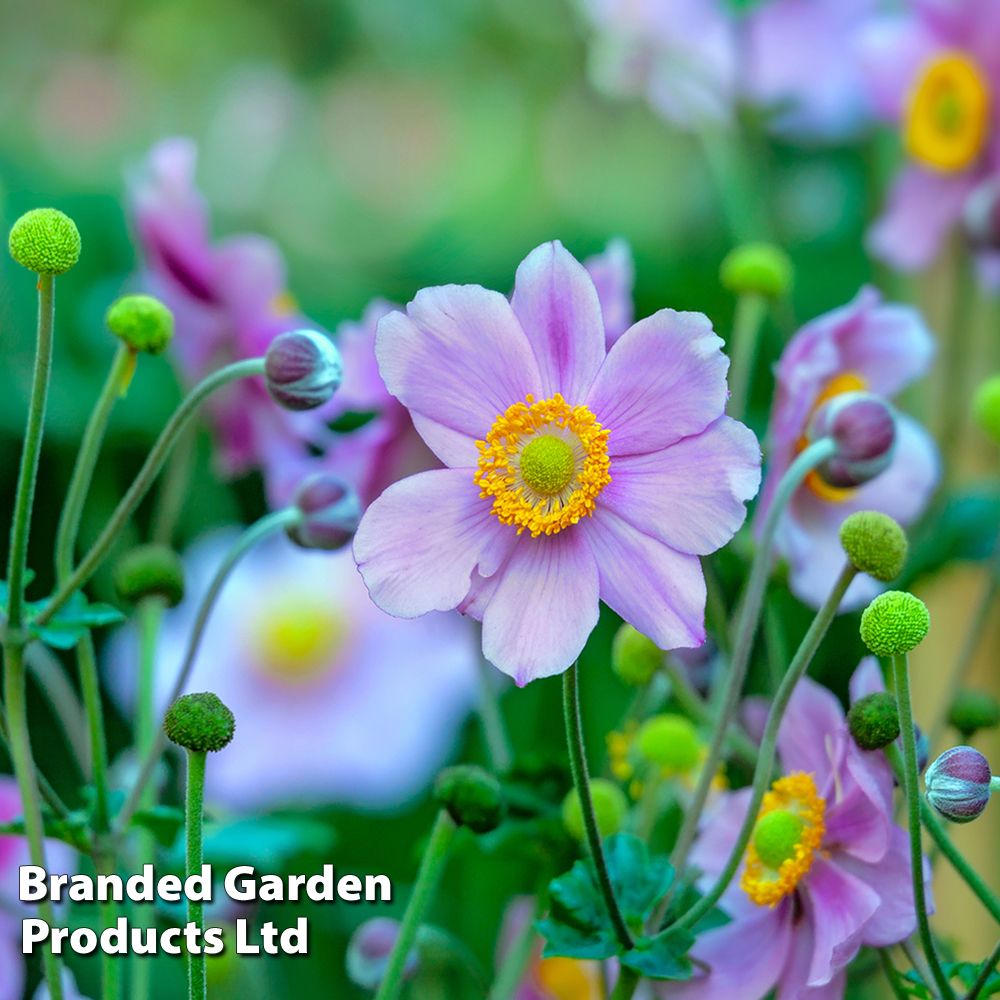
[585,238,635,347]
[354,240,760,684]
[756,287,939,610]
[106,532,480,810]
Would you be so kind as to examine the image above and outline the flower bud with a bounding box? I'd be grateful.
[915,725,930,775]
[164,692,235,753]
[847,692,901,751]
[839,511,908,583]
[286,474,361,551]
[637,714,701,774]
[860,591,930,657]
[963,175,1000,249]
[9,208,81,274]
[972,375,1000,446]
[113,544,185,608]
[346,918,417,991]
[808,393,896,489]
[434,765,504,834]
[561,779,627,841]
[925,745,994,823]
[610,623,662,687]
[719,243,793,299]
[948,689,1000,739]
[264,330,342,411]
[106,295,174,355]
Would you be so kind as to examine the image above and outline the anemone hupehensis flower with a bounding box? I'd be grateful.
[353,241,761,685]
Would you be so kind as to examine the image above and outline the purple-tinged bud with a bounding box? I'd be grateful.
[809,392,896,489]
[346,918,418,991]
[264,329,342,411]
[963,175,1000,249]
[286,474,360,551]
[915,724,929,775]
[925,746,995,824]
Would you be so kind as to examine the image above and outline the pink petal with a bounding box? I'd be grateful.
[824,732,893,864]
[354,469,515,618]
[775,917,848,1000]
[410,411,481,468]
[777,676,846,792]
[586,309,729,457]
[481,530,600,685]
[510,241,607,401]
[582,509,706,650]
[848,656,885,703]
[600,416,760,556]
[584,237,635,347]
[854,14,939,120]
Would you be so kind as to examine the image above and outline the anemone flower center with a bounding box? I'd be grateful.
[253,595,347,683]
[741,772,826,907]
[906,53,991,172]
[535,956,600,1000]
[474,394,611,537]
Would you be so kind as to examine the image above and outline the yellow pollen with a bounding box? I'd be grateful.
[906,52,991,172]
[535,957,603,1000]
[474,394,611,537]
[253,596,346,683]
[741,772,825,907]
[270,290,299,317]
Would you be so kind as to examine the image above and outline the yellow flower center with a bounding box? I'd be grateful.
[741,772,825,908]
[474,394,611,537]
[906,53,991,172]
[253,595,347,683]
[535,957,603,1000]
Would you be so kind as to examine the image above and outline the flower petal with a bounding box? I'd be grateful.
[354,469,515,618]
[510,241,608,401]
[586,309,729,456]
[600,416,760,555]
[410,411,481,468]
[584,237,635,347]
[849,656,885,703]
[776,676,845,792]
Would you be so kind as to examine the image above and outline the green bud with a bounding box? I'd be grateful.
[561,779,627,841]
[972,375,1000,446]
[948,689,1000,738]
[106,294,174,355]
[847,691,901,751]
[164,692,235,753]
[719,243,793,299]
[611,624,662,687]
[839,511,908,582]
[8,208,81,274]
[434,765,504,834]
[113,544,185,608]
[859,591,930,657]
[637,714,701,774]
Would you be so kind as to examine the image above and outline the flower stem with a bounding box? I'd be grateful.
[374,809,456,1000]
[668,436,838,889]
[671,561,857,933]
[966,935,1000,1000]
[78,631,110,832]
[35,357,266,630]
[610,966,641,1000]
[879,947,912,1000]
[563,662,634,952]
[726,291,767,423]
[892,651,955,1000]
[478,658,512,775]
[185,749,207,1000]
[486,896,540,1000]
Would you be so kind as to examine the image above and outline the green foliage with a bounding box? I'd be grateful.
[0,581,125,648]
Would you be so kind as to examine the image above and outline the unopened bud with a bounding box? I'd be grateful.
[637,714,701,774]
[860,591,929,657]
[839,511,908,582]
[164,692,235,753]
[719,243,793,299]
[848,692,901,751]
[9,208,81,274]
[972,375,1000,446]
[948,689,1000,739]
[611,624,662,687]
[434,765,504,834]
[113,544,185,608]
[809,393,896,489]
[265,330,342,411]
[561,779,627,841]
[925,746,995,823]
[286,474,361,551]
[346,918,417,991]
[106,294,174,355]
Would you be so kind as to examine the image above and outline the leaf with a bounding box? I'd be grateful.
[603,833,674,923]
[534,917,618,962]
[901,970,933,999]
[169,815,336,868]
[547,860,608,933]
[131,807,185,848]
[327,410,379,433]
[940,961,1000,997]
[621,927,695,981]
[28,592,124,648]
[666,883,732,935]
[0,813,91,852]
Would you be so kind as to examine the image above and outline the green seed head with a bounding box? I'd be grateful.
[859,591,930,657]
[847,691,901,751]
[972,375,1000,446]
[519,435,574,496]
[948,689,1000,738]
[839,511,908,582]
[164,692,235,753]
[106,294,175,355]
[561,779,627,841]
[719,242,793,299]
[113,544,185,608]
[637,714,701,774]
[9,208,81,274]
[610,624,663,687]
[753,809,804,869]
[434,765,504,834]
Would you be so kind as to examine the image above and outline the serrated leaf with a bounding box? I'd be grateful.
[667,883,732,935]
[131,807,185,848]
[603,834,674,923]
[548,860,607,933]
[28,592,124,648]
[621,927,695,981]
[535,917,618,961]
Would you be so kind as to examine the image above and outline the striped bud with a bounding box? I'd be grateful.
[264,330,342,411]
[809,392,896,489]
[925,746,994,823]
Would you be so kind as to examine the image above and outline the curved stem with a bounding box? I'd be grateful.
[879,948,912,1000]
[35,357,266,630]
[893,652,955,1000]
[726,292,767,423]
[478,658,512,775]
[78,632,110,833]
[185,749,207,1000]
[25,642,87,769]
[966,935,1000,1000]
[671,562,856,932]
[563,663,634,952]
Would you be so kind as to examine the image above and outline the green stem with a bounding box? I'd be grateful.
[478,658,512,775]
[185,749,207,1000]
[610,966,641,1000]
[35,357,266,630]
[726,292,767,423]
[151,418,196,545]
[694,125,769,243]
[563,663,634,952]
[24,641,87,768]
[374,809,456,1000]
[486,896,540,1000]
[893,652,955,1000]
[966,936,1000,1000]
[96,850,122,1000]
[880,948,912,1000]
[671,562,857,933]
[0,708,72,820]
[78,631,110,833]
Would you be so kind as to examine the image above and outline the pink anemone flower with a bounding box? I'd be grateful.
[354,240,761,684]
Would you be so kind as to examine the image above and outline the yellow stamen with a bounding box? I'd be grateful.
[474,394,611,537]
[906,53,991,172]
[253,596,346,683]
[535,957,603,1000]
[741,772,826,907]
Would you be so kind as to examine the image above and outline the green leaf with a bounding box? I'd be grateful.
[0,813,91,852]
[548,860,608,933]
[534,917,618,961]
[901,971,933,999]
[169,815,336,868]
[327,410,379,433]
[28,592,124,648]
[940,961,1000,997]
[131,807,185,848]
[603,833,674,923]
[621,927,695,981]
[666,883,732,935]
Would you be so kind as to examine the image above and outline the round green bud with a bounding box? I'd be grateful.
[106,295,174,355]
[719,243,793,299]
[113,544,185,608]
[847,691,901,751]
[859,591,930,657]
[948,689,1000,738]
[972,376,1000,446]
[164,692,235,753]
[611,624,663,687]
[753,809,804,869]
[9,208,81,274]
[839,512,908,583]
[561,779,627,842]
[637,714,701,774]
[434,765,504,834]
